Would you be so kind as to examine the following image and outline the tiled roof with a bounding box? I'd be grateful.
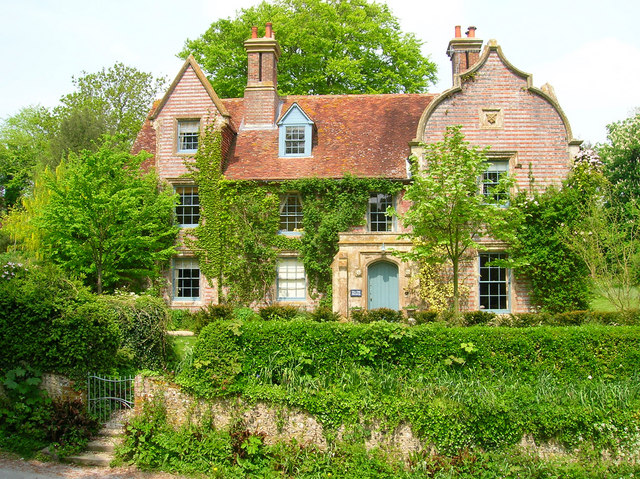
[221,93,435,180]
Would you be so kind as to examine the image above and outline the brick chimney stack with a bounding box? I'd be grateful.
[446,25,483,83]
[243,22,282,129]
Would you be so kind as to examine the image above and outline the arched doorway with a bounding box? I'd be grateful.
[367,261,399,310]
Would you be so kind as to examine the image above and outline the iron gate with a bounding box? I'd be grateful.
[87,374,134,422]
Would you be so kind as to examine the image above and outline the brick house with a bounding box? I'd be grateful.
[133,24,580,316]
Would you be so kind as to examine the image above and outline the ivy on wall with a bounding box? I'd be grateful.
[186,126,402,305]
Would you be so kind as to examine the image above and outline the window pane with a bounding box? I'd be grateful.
[368,193,393,232]
[175,186,200,226]
[285,126,306,155]
[479,252,508,312]
[178,120,199,153]
[277,258,306,300]
[483,160,509,202]
[174,258,200,300]
[279,194,303,232]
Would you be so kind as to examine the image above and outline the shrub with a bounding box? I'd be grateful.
[258,304,299,321]
[413,310,440,325]
[351,308,404,323]
[192,304,234,334]
[167,308,196,331]
[309,306,341,322]
[48,399,100,457]
[234,307,260,322]
[463,310,497,326]
[101,294,169,371]
[0,259,120,376]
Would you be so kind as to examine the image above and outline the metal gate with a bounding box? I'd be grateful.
[87,374,134,422]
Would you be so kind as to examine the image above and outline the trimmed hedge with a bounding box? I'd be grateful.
[179,320,640,395]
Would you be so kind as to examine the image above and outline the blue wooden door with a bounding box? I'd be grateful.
[367,261,399,310]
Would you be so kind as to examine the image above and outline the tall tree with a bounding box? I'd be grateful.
[181,0,437,98]
[396,126,512,313]
[0,106,56,211]
[51,63,167,160]
[599,110,640,210]
[8,140,179,294]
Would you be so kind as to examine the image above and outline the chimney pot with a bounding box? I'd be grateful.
[454,25,461,38]
[265,22,273,38]
[251,26,258,39]
[466,26,476,38]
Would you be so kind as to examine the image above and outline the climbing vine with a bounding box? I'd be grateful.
[283,176,402,302]
[187,126,403,305]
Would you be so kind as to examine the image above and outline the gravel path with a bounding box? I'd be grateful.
[0,453,190,479]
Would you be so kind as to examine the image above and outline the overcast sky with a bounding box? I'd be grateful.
[1,0,639,144]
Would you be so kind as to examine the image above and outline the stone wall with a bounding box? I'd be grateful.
[134,375,423,458]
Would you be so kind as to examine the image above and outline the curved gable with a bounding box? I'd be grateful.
[414,40,580,189]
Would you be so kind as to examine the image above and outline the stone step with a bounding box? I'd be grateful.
[64,451,113,467]
[87,436,121,453]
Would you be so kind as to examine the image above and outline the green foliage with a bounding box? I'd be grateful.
[101,294,170,371]
[397,126,514,312]
[192,304,235,334]
[599,110,640,209]
[0,106,56,211]
[0,259,121,377]
[16,141,178,293]
[508,182,592,312]
[48,399,101,457]
[181,0,436,98]
[177,320,244,397]
[309,305,341,322]
[351,307,404,323]
[286,175,402,298]
[187,125,280,305]
[0,365,52,455]
[258,304,300,321]
[51,63,167,160]
[175,318,640,458]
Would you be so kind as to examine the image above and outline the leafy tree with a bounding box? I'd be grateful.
[8,140,179,294]
[396,126,512,313]
[0,106,56,211]
[181,0,437,98]
[599,110,640,209]
[51,63,167,160]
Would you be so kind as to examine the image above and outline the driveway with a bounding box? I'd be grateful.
[0,453,189,479]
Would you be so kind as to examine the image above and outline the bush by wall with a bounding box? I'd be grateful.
[0,259,121,377]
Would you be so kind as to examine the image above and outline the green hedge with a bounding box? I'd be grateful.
[179,320,640,394]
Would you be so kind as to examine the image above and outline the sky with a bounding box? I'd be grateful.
[1,0,639,144]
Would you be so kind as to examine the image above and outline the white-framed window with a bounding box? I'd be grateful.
[279,194,303,234]
[175,186,199,227]
[368,193,394,232]
[177,119,200,153]
[173,258,200,300]
[278,103,313,157]
[479,252,509,312]
[482,160,509,203]
[277,258,306,301]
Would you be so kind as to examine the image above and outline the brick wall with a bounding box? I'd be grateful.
[423,48,571,191]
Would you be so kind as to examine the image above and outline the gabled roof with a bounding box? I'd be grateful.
[415,40,579,145]
[150,55,230,120]
[277,102,313,125]
[222,93,435,181]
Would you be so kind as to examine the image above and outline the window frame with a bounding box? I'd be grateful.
[175,185,200,227]
[177,119,200,154]
[482,160,510,204]
[173,258,201,301]
[367,193,395,232]
[279,193,303,235]
[478,252,510,313]
[277,104,313,158]
[276,257,306,301]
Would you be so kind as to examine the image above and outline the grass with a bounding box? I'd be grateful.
[590,285,640,312]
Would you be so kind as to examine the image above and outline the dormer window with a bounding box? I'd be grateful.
[278,103,313,157]
[177,119,199,154]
